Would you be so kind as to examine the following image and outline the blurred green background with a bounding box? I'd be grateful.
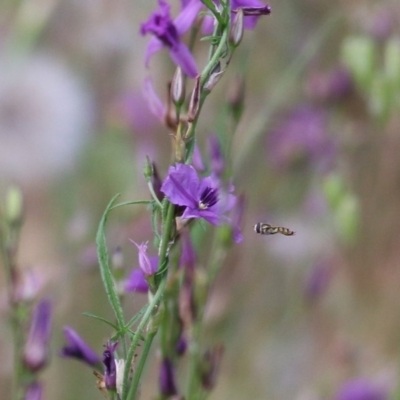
[1,0,400,398]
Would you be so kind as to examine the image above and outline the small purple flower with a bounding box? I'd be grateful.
[335,378,387,400]
[130,241,158,277]
[268,105,335,173]
[141,0,201,77]
[124,268,150,293]
[23,299,52,372]
[24,382,43,400]
[201,0,271,34]
[142,77,166,124]
[161,163,236,225]
[159,357,178,396]
[125,242,159,293]
[60,326,100,366]
[103,341,118,390]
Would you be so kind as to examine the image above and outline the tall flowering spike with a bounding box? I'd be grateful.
[24,382,43,400]
[140,0,201,78]
[159,357,178,396]
[23,299,52,372]
[103,341,118,390]
[161,163,236,225]
[335,378,388,400]
[60,326,100,366]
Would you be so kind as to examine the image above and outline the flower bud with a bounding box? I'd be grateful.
[200,345,224,391]
[60,326,100,366]
[227,74,245,122]
[5,185,24,227]
[159,358,178,397]
[234,5,272,16]
[341,36,377,91]
[103,341,118,390]
[24,381,43,400]
[170,67,186,106]
[23,299,52,372]
[187,76,201,123]
[203,62,224,93]
[143,155,154,182]
[229,8,244,48]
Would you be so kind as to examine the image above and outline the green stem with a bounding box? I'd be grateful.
[200,27,229,86]
[121,278,167,400]
[185,322,202,400]
[126,330,157,400]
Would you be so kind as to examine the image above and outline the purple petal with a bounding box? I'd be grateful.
[143,77,165,122]
[161,164,199,207]
[182,207,220,225]
[125,268,149,293]
[130,241,158,276]
[170,42,198,78]
[144,38,164,67]
[60,326,100,366]
[174,0,204,35]
[23,299,52,372]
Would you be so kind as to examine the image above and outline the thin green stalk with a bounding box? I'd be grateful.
[126,330,157,400]
[96,195,126,330]
[185,322,202,400]
[121,278,167,400]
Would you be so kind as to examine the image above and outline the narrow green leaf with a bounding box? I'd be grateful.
[125,305,149,330]
[110,200,151,210]
[96,194,125,330]
[82,312,119,330]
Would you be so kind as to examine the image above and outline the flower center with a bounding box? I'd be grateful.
[198,187,218,210]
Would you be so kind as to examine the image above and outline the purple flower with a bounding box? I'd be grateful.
[161,163,236,225]
[268,105,336,173]
[24,382,43,400]
[140,0,201,78]
[103,341,118,390]
[124,268,150,293]
[201,0,271,34]
[159,357,178,396]
[23,299,52,372]
[208,135,225,177]
[130,241,158,276]
[142,77,166,124]
[60,326,100,366]
[125,242,159,293]
[335,378,387,400]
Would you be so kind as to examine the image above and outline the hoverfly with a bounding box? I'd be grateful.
[254,222,295,236]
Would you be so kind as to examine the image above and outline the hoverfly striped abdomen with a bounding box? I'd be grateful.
[254,223,295,236]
